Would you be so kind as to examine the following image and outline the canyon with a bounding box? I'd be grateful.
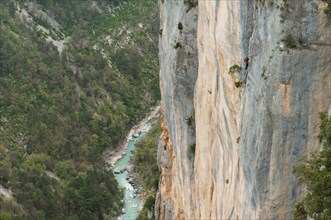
[156,0,331,219]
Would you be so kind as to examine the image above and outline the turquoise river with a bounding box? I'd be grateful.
[114,121,153,219]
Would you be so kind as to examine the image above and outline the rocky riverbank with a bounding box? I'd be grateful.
[105,105,160,167]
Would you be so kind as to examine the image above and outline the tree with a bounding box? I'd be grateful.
[0,211,13,220]
[293,112,331,220]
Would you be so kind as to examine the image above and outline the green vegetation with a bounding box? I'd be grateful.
[174,42,183,49]
[298,37,306,47]
[0,211,13,220]
[323,3,331,15]
[261,66,268,80]
[178,22,183,31]
[282,34,297,48]
[137,196,156,220]
[293,112,331,220]
[228,64,242,74]
[281,0,289,10]
[236,136,240,143]
[321,0,331,15]
[276,0,290,16]
[257,0,267,4]
[281,34,307,49]
[234,81,243,88]
[188,144,196,156]
[132,120,162,220]
[184,0,198,12]
[16,0,121,36]
[0,0,159,219]
[186,116,194,126]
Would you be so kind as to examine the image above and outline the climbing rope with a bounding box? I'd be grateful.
[243,70,248,84]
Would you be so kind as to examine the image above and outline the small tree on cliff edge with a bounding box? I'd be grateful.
[293,112,331,220]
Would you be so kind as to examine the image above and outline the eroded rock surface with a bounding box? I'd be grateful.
[157,0,331,219]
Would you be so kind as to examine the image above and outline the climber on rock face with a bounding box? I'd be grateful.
[244,57,249,70]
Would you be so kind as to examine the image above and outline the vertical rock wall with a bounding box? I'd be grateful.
[239,0,331,218]
[157,0,198,219]
[194,0,244,219]
[157,0,331,219]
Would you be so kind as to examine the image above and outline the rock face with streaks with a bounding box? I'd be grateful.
[157,0,198,219]
[156,0,331,219]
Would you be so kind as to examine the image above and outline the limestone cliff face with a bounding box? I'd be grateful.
[157,0,331,219]
[157,0,198,219]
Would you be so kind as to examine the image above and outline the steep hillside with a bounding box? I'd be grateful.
[157,0,330,219]
[0,0,159,219]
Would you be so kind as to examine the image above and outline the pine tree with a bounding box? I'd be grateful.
[294,112,331,220]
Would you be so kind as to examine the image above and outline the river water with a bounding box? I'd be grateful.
[114,121,153,219]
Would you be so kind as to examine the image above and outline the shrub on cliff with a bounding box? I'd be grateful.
[188,144,196,156]
[178,22,183,31]
[173,42,183,49]
[323,3,331,15]
[228,64,242,74]
[282,34,297,48]
[185,116,193,126]
[184,0,198,12]
[234,81,243,88]
[293,112,331,220]
[321,0,331,3]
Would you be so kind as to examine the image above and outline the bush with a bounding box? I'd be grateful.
[298,37,305,47]
[234,81,243,88]
[184,0,198,12]
[137,196,156,220]
[188,144,196,155]
[282,34,297,48]
[185,116,193,126]
[113,48,140,76]
[321,0,331,3]
[228,64,242,74]
[145,196,156,209]
[293,201,307,220]
[293,112,331,220]
[323,3,331,15]
[173,42,182,49]
[178,22,183,31]
[0,212,13,220]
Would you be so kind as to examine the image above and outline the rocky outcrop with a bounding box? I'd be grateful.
[157,0,331,219]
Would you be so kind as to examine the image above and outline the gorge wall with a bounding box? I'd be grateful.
[156,0,331,219]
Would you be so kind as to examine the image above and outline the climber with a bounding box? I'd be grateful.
[244,57,249,70]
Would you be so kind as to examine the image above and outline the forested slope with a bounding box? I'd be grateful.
[0,0,159,219]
